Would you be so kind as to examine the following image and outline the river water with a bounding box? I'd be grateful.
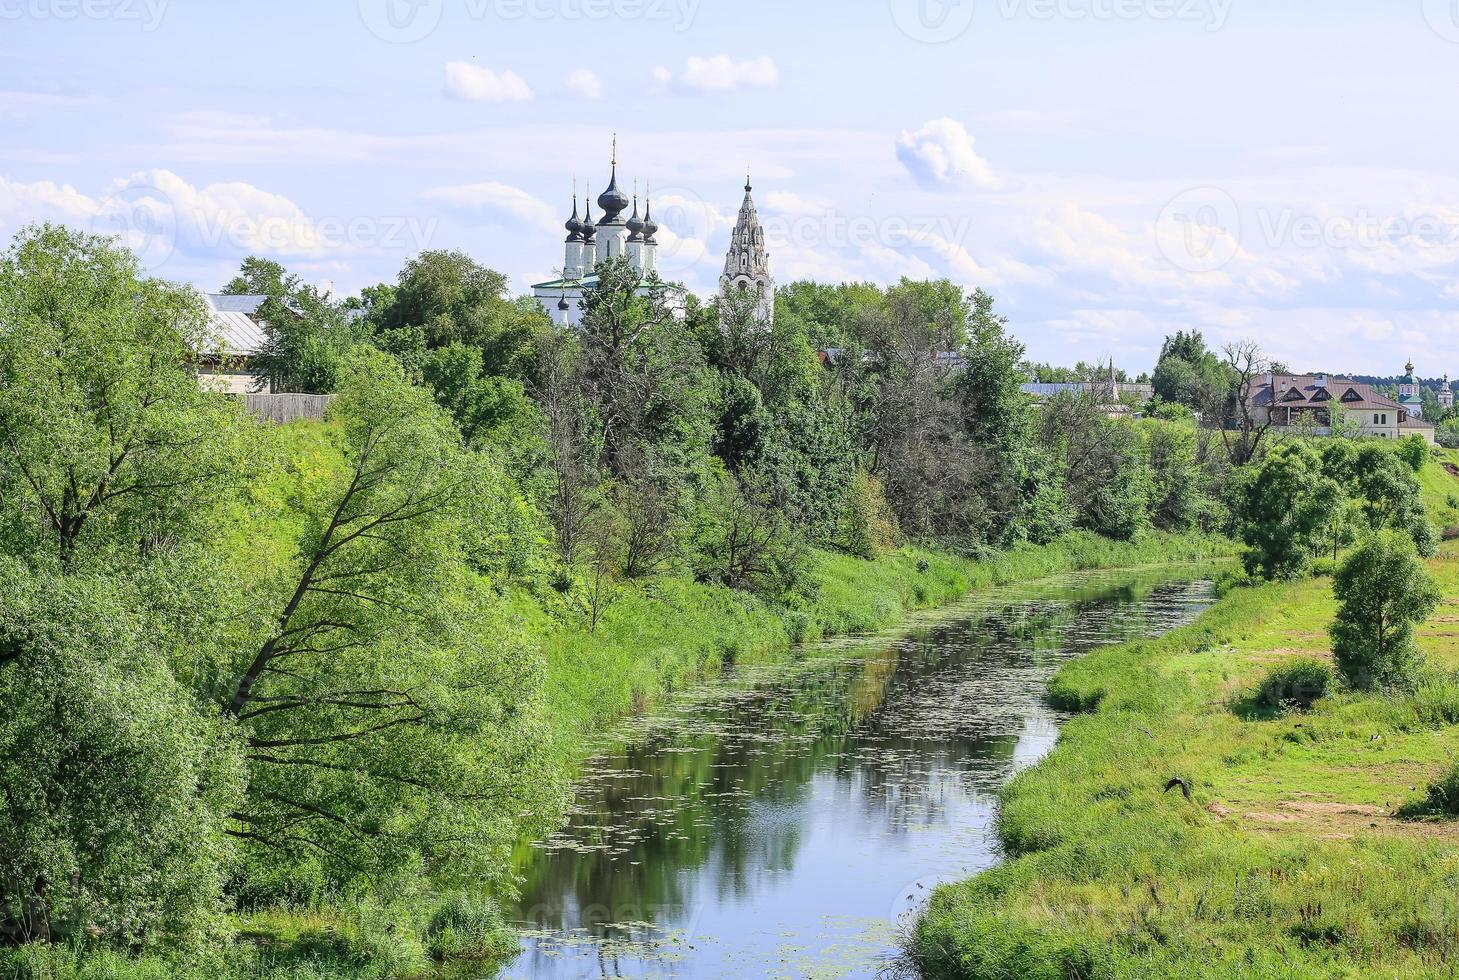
[500,567,1216,980]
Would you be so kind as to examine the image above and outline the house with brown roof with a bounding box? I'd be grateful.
[1251,373,1435,444]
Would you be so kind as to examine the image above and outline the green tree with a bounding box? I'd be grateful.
[1330,530,1440,691]
[692,468,810,602]
[1145,421,1215,533]
[224,257,357,394]
[1397,433,1429,473]
[223,349,551,893]
[0,225,258,569]
[0,563,244,941]
[1350,444,1437,556]
[1151,330,1228,409]
[419,342,539,450]
[577,257,711,477]
[1233,445,1343,579]
[379,250,545,378]
[1439,417,1459,450]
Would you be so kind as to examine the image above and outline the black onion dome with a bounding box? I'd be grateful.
[597,164,629,220]
[641,196,658,243]
[564,194,583,243]
[580,192,596,242]
[626,195,644,242]
[557,295,570,311]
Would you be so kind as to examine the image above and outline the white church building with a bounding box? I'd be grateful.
[533,143,773,329]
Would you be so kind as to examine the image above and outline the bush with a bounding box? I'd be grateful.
[1257,657,1333,709]
[839,470,900,559]
[693,470,814,603]
[1399,762,1459,818]
[1397,434,1429,473]
[424,892,515,961]
[0,567,245,942]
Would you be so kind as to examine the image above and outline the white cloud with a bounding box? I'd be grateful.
[0,169,427,280]
[895,118,998,190]
[762,190,832,215]
[665,56,779,94]
[444,62,533,103]
[422,181,557,231]
[0,175,99,227]
[564,69,604,101]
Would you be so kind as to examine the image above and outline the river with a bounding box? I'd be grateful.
[499,566,1217,979]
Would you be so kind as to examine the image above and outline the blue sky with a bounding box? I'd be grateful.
[4,0,1459,373]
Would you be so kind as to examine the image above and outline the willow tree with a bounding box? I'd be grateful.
[224,349,554,892]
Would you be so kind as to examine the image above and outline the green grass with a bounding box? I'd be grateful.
[1417,446,1459,531]
[911,479,1459,978]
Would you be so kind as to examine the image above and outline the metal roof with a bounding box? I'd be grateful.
[208,293,269,315]
[202,294,267,356]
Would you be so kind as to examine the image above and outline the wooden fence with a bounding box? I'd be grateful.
[240,393,336,424]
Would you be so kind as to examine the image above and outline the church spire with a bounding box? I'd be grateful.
[720,173,774,328]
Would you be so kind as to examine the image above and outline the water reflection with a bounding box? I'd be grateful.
[504,568,1216,979]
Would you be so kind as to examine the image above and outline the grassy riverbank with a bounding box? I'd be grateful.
[4,531,1230,980]
[911,541,1459,977]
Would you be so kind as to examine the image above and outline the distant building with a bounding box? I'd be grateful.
[196,293,293,394]
[1021,362,1154,415]
[1250,373,1434,443]
[1441,375,1454,411]
[531,139,688,328]
[1397,360,1425,417]
[719,177,774,329]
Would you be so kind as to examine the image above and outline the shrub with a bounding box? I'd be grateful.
[1397,434,1429,473]
[0,567,245,942]
[1331,531,1441,691]
[839,470,900,559]
[424,892,515,961]
[1399,762,1459,818]
[1257,657,1333,709]
[693,470,814,603]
